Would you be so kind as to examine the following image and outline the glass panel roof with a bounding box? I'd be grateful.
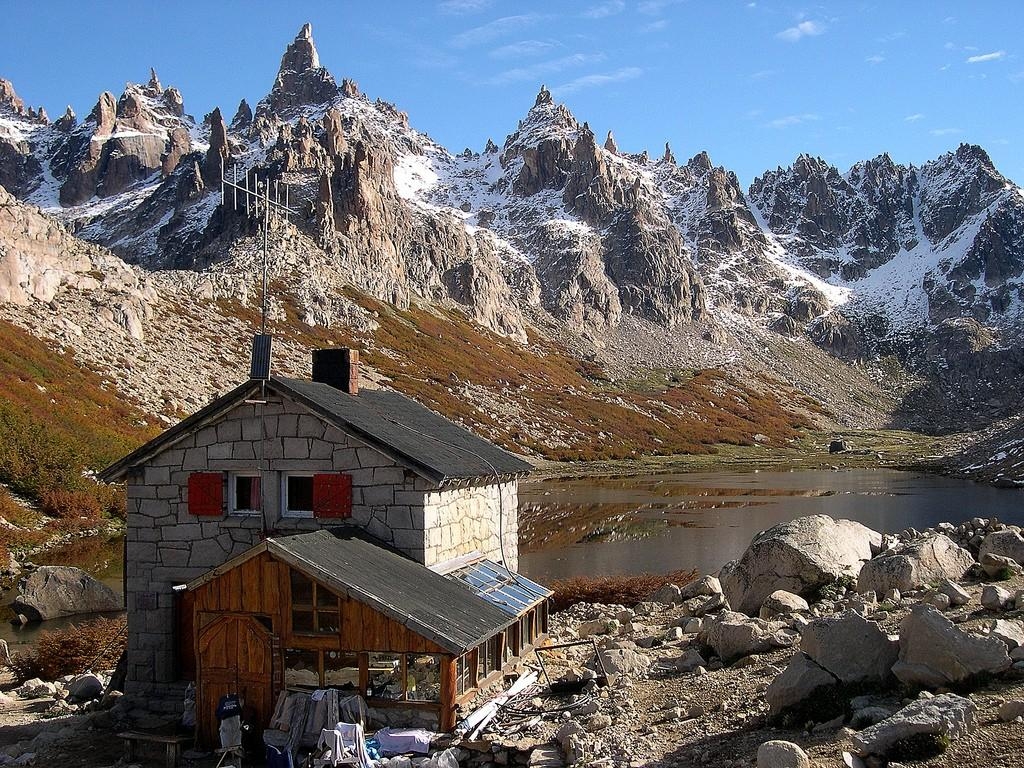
[445,559,550,617]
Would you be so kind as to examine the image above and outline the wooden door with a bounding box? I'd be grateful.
[197,615,273,747]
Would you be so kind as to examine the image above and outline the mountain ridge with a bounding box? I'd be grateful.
[1,23,1023,440]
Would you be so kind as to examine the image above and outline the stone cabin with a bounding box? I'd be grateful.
[100,348,548,739]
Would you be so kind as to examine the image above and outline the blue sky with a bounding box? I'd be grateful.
[3,1,1021,186]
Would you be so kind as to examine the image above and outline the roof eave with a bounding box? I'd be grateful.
[99,380,262,483]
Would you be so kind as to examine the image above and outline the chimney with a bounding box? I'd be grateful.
[312,348,359,395]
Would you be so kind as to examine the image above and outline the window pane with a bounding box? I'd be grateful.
[316,610,340,634]
[368,653,403,700]
[324,651,360,692]
[407,655,441,702]
[292,609,314,633]
[285,648,319,688]
[235,475,260,511]
[291,571,313,605]
[316,585,337,609]
[288,475,314,512]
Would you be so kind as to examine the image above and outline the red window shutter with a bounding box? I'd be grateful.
[188,472,223,516]
[313,473,352,519]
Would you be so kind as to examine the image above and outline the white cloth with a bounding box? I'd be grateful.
[373,727,434,755]
[316,722,373,768]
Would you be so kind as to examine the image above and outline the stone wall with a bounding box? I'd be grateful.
[424,481,519,571]
[124,389,520,695]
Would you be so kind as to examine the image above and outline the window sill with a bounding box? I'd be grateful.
[229,510,263,517]
[282,511,314,519]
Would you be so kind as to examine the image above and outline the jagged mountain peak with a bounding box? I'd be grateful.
[256,23,338,119]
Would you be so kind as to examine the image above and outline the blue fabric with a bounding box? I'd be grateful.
[265,744,293,768]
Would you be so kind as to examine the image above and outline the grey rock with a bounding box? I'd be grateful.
[67,673,104,703]
[699,611,779,663]
[678,575,723,601]
[800,611,899,684]
[981,584,1012,611]
[11,566,121,621]
[936,579,970,606]
[892,604,1011,687]
[720,515,881,615]
[760,590,810,619]
[649,583,681,604]
[765,652,838,719]
[857,534,973,595]
[852,693,976,757]
[989,619,1024,650]
[979,528,1024,565]
[850,706,894,729]
[756,740,810,768]
[594,647,651,677]
[980,552,1022,579]
[925,592,951,611]
[998,700,1024,722]
[673,649,707,673]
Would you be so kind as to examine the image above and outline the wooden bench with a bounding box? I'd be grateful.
[118,730,193,768]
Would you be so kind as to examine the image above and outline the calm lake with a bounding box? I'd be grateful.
[517,468,1024,583]
[4,468,1022,650]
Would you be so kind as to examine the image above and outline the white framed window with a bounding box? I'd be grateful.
[282,472,314,518]
[229,473,262,516]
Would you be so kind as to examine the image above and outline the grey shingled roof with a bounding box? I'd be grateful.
[99,377,532,483]
[273,377,532,482]
[267,528,515,653]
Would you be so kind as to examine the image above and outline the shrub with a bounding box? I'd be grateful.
[549,568,698,611]
[9,615,126,682]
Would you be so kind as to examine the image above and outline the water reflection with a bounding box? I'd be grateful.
[518,469,1024,582]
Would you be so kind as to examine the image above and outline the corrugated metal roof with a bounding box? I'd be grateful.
[268,528,517,654]
[274,377,533,482]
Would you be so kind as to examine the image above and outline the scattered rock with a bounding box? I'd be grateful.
[800,611,899,684]
[66,673,104,703]
[892,605,1011,687]
[678,575,723,601]
[936,579,971,606]
[979,528,1024,565]
[760,590,810,619]
[594,647,651,677]
[998,700,1024,722]
[980,584,1012,611]
[851,693,976,758]
[11,565,122,621]
[857,534,973,595]
[720,515,880,615]
[980,552,1022,579]
[989,619,1024,650]
[699,611,779,663]
[756,739,811,768]
[765,653,838,720]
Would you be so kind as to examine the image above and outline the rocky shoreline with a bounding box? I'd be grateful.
[3,514,1024,767]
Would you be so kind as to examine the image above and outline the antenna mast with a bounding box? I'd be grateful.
[221,166,299,335]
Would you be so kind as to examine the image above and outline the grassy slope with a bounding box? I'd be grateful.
[0,319,159,557]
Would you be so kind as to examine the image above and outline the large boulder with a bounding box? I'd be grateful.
[979,528,1024,565]
[857,534,973,595]
[720,515,881,615]
[800,611,899,684]
[892,604,1011,687]
[765,652,838,720]
[756,740,810,768]
[851,693,976,759]
[699,611,781,663]
[10,566,121,621]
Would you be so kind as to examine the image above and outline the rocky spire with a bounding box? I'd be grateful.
[0,79,26,116]
[604,131,618,154]
[88,92,117,135]
[231,98,253,131]
[54,106,77,132]
[663,142,676,165]
[36,107,49,124]
[202,107,230,186]
[258,23,339,117]
[322,108,346,157]
[147,68,163,95]
[535,85,553,107]
[484,138,499,153]
[162,87,184,117]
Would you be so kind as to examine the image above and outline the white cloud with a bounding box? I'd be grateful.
[930,127,962,136]
[641,19,670,32]
[583,1,625,19]
[767,113,820,128]
[966,50,1006,63]
[638,0,682,15]
[490,40,558,59]
[865,55,885,65]
[552,67,643,94]
[438,0,492,14]
[904,113,925,122]
[451,14,544,48]
[751,69,777,79]
[485,53,606,85]
[777,20,824,42]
